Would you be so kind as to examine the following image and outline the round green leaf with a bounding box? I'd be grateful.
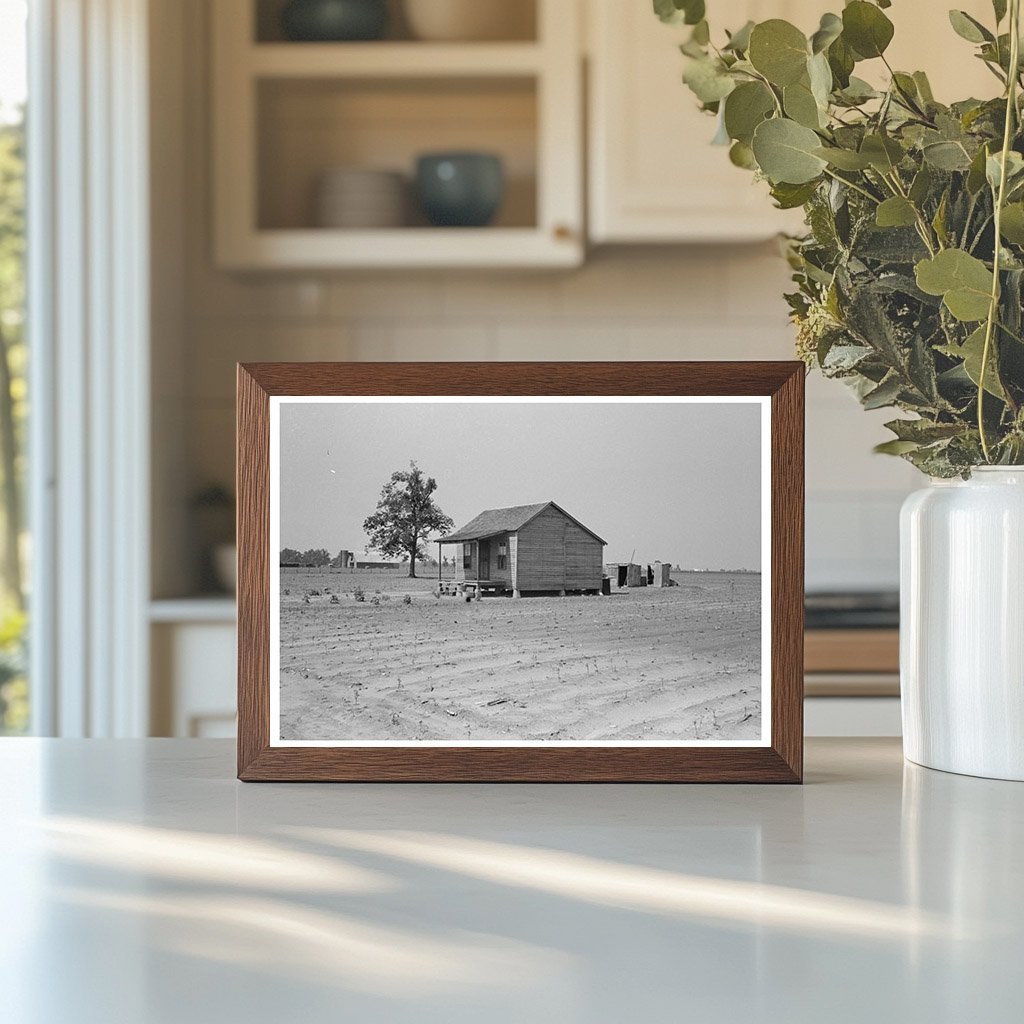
[948,10,994,44]
[986,150,1024,190]
[810,12,843,55]
[1000,203,1024,245]
[842,1,894,59]
[814,146,871,170]
[682,57,736,104]
[875,197,918,228]
[860,133,904,173]
[771,180,820,209]
[942,326,1006,398]
[923,140,973,171]
[807,52,833,107]
[723,81,775,144]
[724,20,755,53]
[752,118,828,184]
[783,81,823,129]
[915,249,993,322]
[748,20,809,86]
[654,0,705,26]
[827,35,856,88]
[729,140,757,170]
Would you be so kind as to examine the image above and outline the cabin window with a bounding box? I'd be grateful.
[498,541,507,570]
[463,544,472,569]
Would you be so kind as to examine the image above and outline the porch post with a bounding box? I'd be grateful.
[437,541,441,581]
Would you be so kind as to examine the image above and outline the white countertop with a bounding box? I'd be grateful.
[1,738,1020,1023]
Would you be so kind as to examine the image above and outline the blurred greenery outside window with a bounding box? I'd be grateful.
[0,0,29,734]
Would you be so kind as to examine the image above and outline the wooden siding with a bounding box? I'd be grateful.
[513,505,603,591]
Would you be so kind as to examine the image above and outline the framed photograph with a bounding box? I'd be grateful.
[237,362,804,782]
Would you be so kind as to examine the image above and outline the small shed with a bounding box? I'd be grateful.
[652,562,672,587]
[606,563,644,588]
[438,501,605,597]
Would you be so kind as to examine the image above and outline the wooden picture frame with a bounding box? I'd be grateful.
[237,362,804,782]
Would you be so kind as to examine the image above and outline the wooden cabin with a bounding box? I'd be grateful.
[438,501,605,597]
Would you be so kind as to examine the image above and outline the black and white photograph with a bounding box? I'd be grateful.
[270,397,770,747]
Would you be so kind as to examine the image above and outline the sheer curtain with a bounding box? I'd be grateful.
[28,0,150,736]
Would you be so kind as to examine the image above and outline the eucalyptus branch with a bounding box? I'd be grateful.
[969,212,994,253]
[961,191,980,249]
[749,68,784,117]
[665,1,1024,473]
[822,167,881,205]
[979,0,1021,462]
[885,170,940,254]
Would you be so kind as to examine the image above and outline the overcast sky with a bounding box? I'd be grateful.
[279,399,763,570]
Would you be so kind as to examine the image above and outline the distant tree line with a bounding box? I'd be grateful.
[279,547,334,567]
[279,546,447,569]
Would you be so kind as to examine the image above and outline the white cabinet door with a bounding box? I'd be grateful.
[587,0,996,244]
[587,0,811,243]
[151,618,237,738]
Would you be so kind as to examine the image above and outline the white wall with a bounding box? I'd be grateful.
[157,0,920,599]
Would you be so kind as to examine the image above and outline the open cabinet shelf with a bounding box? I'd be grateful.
[212,0,583,269]
[249,42,546,77]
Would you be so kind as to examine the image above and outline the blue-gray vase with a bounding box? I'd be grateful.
[415,152,505,228]
[281,0,388,42]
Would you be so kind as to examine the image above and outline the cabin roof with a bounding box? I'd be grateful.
[440,501,606,545]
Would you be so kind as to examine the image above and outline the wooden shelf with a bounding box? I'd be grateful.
[805,629,900,675]
[249,42,544,79]
[150,597,237,623]
[218,227,580,270]
[804,673,900,698]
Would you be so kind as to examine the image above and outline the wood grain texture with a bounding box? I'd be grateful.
[769,366,805,783]
[236,361,805,783]
[514,506,603,592]
[804,629,899,674]
[236,366,271,778]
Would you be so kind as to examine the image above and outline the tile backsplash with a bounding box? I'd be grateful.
[181,246,917,592]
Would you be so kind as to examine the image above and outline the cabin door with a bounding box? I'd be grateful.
[478,539,490,580]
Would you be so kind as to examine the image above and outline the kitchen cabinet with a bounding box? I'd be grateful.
[211,0,583,269]
[805,628,901,737]
[587,0,998,244]
[150,600,237,738]
[587,0,813,243]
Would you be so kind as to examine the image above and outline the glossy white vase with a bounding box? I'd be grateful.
[900,467,1024,780]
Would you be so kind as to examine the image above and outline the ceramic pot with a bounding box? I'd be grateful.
[316,167,407,228]
[415,152,504,227]
[281,0,388,41]
[213,543,238,595]
[900,467,1024,780]
[403,0,534,42]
